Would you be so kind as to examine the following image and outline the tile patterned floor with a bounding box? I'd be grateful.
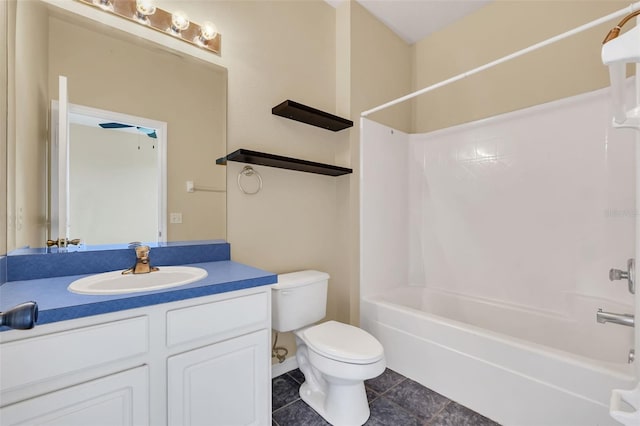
[272,368,500,426]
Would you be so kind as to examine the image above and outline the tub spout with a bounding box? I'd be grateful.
[597,309,634,327]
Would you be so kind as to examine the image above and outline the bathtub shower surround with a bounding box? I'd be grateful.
[406,88,636,311]
[360,85,636,425]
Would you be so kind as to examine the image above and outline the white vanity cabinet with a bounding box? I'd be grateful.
[0,366,149,426]
[168,330,270,426]
[0,286,272,426]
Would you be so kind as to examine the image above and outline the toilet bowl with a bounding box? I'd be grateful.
[295,321,385,426]
[272,271,386,426]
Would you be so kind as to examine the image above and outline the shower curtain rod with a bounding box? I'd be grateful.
[361,1,640,117]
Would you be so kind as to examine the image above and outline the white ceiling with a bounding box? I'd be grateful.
[326,0,491,45]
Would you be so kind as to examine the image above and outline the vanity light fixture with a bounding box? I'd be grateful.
[78,0,221,55]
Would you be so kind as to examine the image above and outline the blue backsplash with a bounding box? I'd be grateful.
[6,241,230,282]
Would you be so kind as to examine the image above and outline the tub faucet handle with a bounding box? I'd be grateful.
[609,258,635,294]
[609,269,628,281]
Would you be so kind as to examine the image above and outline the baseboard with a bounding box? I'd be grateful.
[272,356,299,378]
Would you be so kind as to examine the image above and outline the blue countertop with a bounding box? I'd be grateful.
[0,241,277,328]
[0,260,276,326]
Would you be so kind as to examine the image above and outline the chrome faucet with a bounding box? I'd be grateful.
[597,308,634,327]
[122,245,159,275]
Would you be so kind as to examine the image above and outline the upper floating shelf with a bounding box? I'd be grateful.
[216,149,352,176]
[272,100,353,132]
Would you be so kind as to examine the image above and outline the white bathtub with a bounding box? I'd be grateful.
[361,286,636,426]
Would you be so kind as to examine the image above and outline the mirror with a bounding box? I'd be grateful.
[6,0,227,252]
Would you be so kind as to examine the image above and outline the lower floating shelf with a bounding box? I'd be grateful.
[216,149,353,177]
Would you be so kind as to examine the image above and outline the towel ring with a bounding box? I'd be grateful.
[237,166,262,195]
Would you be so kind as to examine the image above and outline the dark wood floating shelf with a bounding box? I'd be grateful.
[216,149,353,176]
[272,100,353,132]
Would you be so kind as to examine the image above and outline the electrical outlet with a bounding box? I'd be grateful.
[170,213,182,224]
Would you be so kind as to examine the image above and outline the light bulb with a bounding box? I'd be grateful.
[199,21,218,41]
[135,0,156,24]
[170,11,190,35]
[136,0,156,15]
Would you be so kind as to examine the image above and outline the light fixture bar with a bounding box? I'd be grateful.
[78,0,221,55]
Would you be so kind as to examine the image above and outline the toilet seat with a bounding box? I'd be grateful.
[300,320,384,364]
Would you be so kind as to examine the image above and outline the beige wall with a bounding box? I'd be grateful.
[336,1,413,326]
[9,0,49,251]
[350,2,413,134]
[412,1,629,133]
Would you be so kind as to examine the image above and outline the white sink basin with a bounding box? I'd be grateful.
[68,266,208,295]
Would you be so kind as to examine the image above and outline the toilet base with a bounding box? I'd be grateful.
[298,379,370,426]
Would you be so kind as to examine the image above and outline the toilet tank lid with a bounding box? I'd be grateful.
[273,270,330,290]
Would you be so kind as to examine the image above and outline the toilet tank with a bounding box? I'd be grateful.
[272,270,329,332]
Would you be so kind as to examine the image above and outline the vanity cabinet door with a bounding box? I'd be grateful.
[0,366,148,426]
[167,329,270,426]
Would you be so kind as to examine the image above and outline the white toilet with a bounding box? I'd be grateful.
[272,270,385,426]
